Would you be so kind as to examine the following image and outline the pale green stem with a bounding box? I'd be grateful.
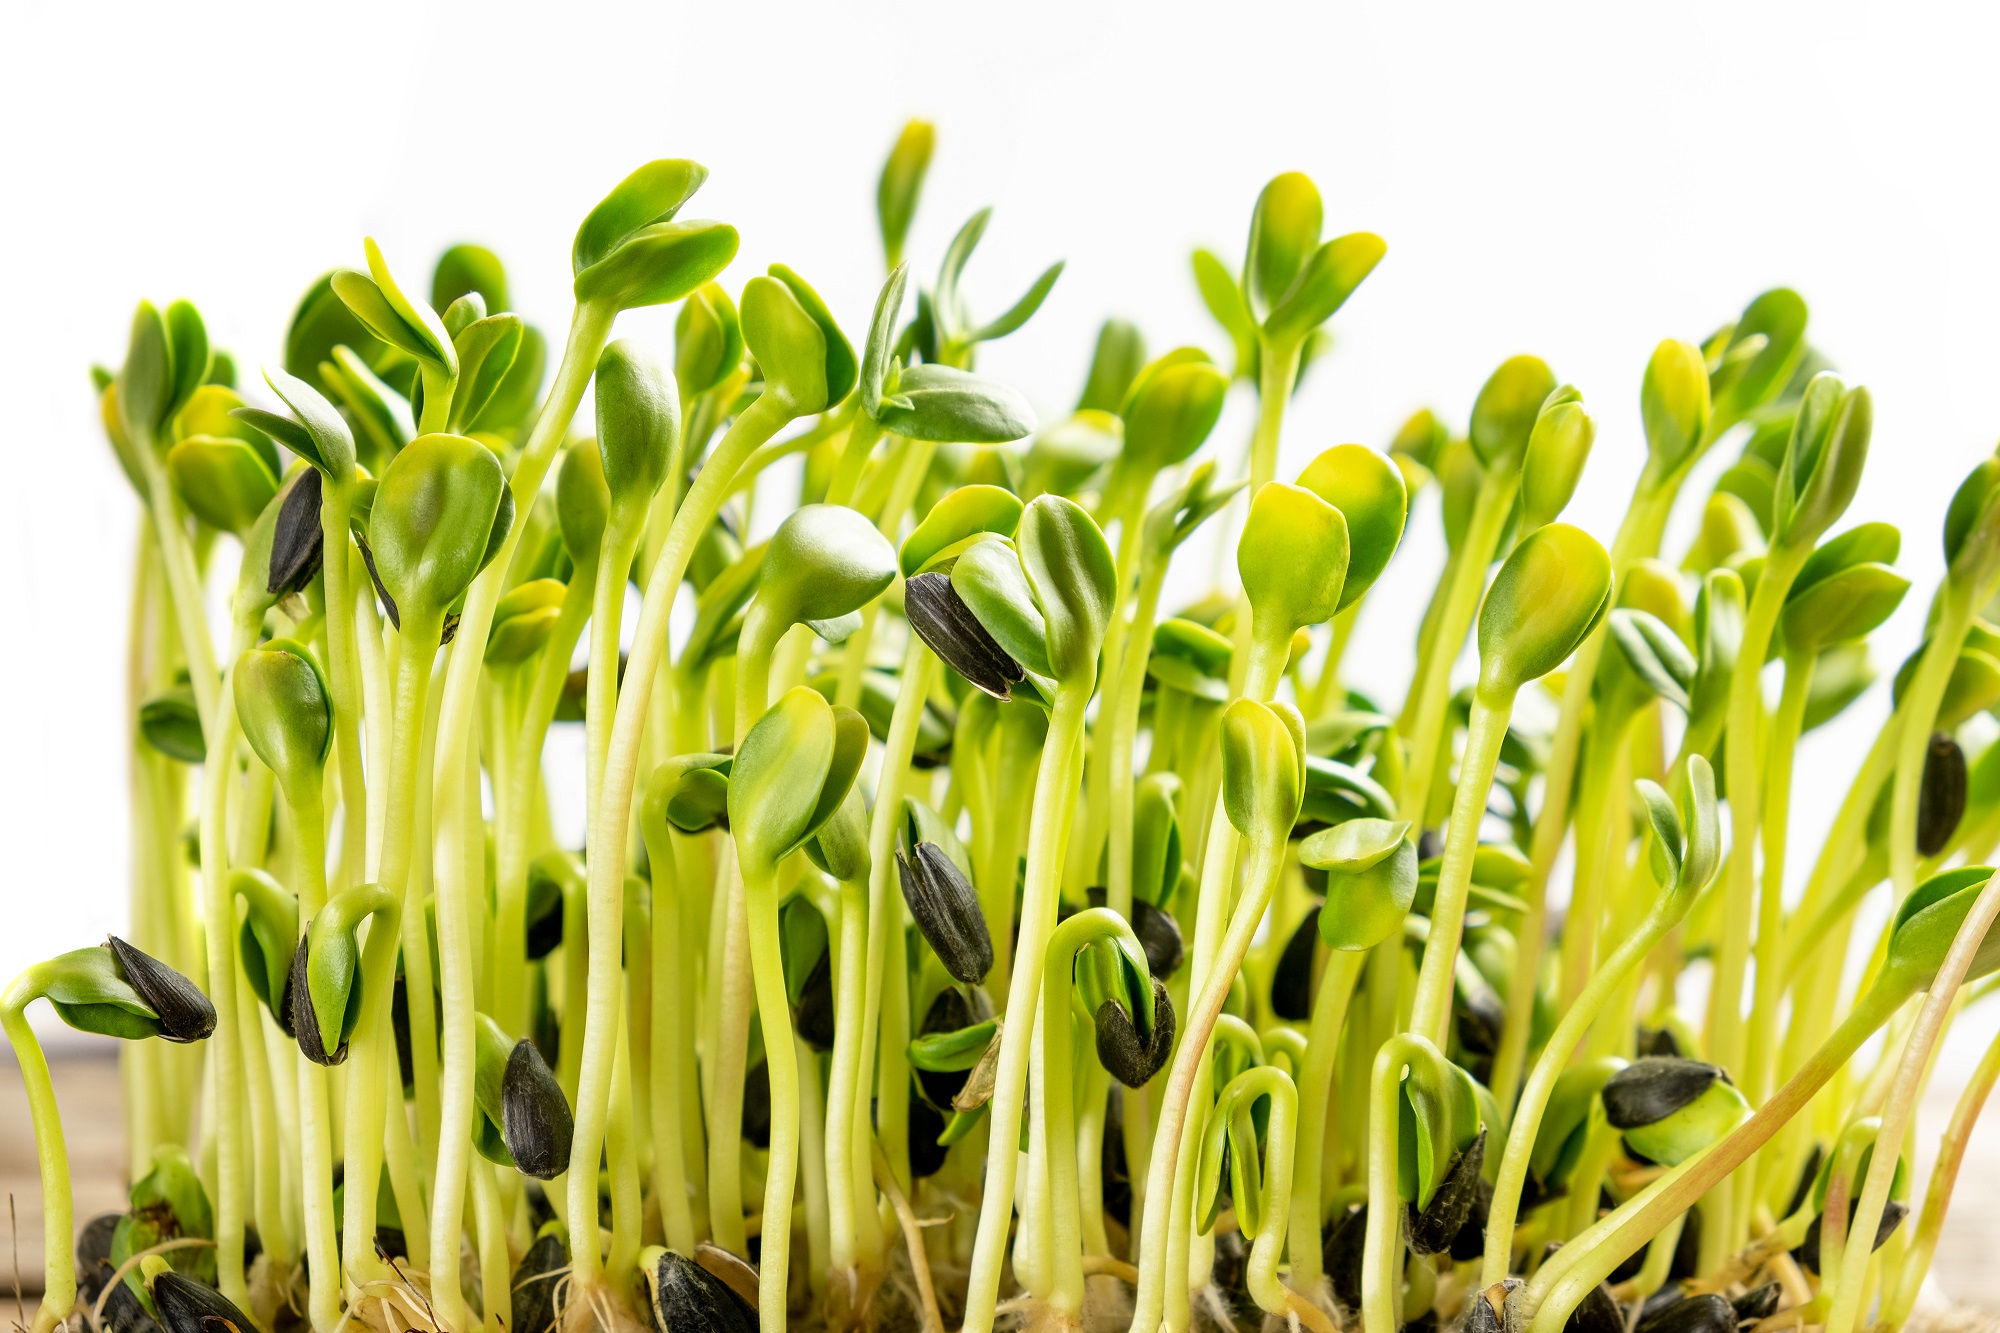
[1041,910,1143,1318]
[1105,557,1171,917]
[197,666,250,1309]
[843,640,936,1282]
[1879,1012,2000,1330]
[1707,542,1809,1079]
[472,1160,509,1333]
[1361,1035,1455,1333]
[638,805,697,1256]
[1823,878,2000,1333]
[496,568,594,1040]
[1286,949,1366,1292]
[1408,690,1515,1047]
[607,998,643,1281]
[573,392,799,1274]
[1491,478,1675,1110]
[335,887,405,1290]
[1513,976,1908,1333]
[3,985,75,1333]
[282,779,343,1333]
[962,679,1092,1333]
[1132,817,1289,1333]
[1483,867,1694,1285]
[797,1035,831,1303]
[318,483,369,890]
[135,450,221,731]
[1745,652,1813,1105]
[743,858,803,1333]
[1396,472,1520,826]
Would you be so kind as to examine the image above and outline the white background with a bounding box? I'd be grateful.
[4,0,1999,1280]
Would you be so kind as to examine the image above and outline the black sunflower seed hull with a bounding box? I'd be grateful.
[107,936,216,1043]
[904,571,1024,701]
[1919,731,1967,856]
[1635,1293,1738,1333]
[503,1038,573,1179]
[653,1249,754,1333]
[289,934,345,1066]
[268,467,325,598]
[1271,906,1319,1021]
[1094,977,1175,1088]
[512,1232,567,1333]
[1408,1127,1486,1255]
[899,843,994,984]
[1601,1057,1726,1129]
[151,1273,255,1333]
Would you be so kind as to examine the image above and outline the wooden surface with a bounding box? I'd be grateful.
[3,1044,1998,1310]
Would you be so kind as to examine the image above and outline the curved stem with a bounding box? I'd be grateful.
[2,992,73,1333]
[638,806,697,1256]
[1512,978,1904,1333]
[1879,1009,2000,1330]
[1131,822,1288,1332]
[1823,875,2000,1333]
[1483,874,1692,1285]
[1491,478,1675,1109]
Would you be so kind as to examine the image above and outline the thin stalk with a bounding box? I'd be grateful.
[281,775,342,1333]
[1105,557,1171,917]
[1395,472,1520,826]
[962,679,1092,1333]
[318,483,369,889]
[1513,974,1910,1333]
[638,807,697,1255]
[495,568,595,1038]
[1878,1013,2000,1330]
[1483,868,1695,1285]
[743,857,803,1332]
[1285,949,1365,1293]
[1745,652,1813,1104]
[196,668,250,1309]
[135,452,221,731]
[1822,889,2000,1333]
[2,986,74,1333]
[1132,814,1289,1332]
[1707,542,1809,1082]
[1491,479,1675,1109]
[334,886,404,1290]
[572,391,799,1279]
[1408,692,1515,1046]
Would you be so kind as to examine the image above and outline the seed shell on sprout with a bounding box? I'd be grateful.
[652,1249,753,1333]
[151,1272,256,1333]
[1918,730,1967,856]
[1601,1057,1727,1128]
[502,1038,573,1179]
[1634,1293,1739,1333]
[1094,976,1175,1088]
[268,467,325,597]
[1793,1199,1908,1274]
[107,935,216,1043]
[288,935,343,1066]
[511,1231,567,1333]
[897,842,994,984]
[903,569,1025,700]
[1408,1126,1486,1255]
[1731,1284,1782,1324]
